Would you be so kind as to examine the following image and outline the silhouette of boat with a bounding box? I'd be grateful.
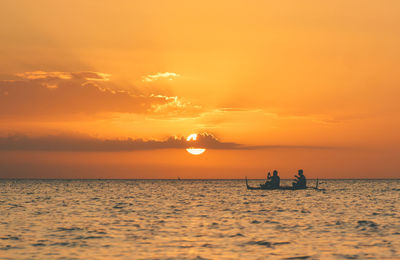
[245,177,320,190]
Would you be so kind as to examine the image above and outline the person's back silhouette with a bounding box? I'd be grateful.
[271,170,280,188]
[292,169,306,189]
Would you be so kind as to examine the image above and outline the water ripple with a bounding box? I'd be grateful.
[0,179,399,259]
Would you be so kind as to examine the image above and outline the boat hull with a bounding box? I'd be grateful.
[246,185,305,190]
[245,177,306,190]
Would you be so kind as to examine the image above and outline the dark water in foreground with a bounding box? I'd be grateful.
[0,179,399,259]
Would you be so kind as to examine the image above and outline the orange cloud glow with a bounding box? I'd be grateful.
[0,1,399,178]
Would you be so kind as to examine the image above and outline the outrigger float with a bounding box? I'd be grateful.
[245,177,322,190]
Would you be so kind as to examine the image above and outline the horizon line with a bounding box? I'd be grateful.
[1,178,399,180]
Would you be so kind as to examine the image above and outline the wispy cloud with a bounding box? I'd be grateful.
[142,72,180,82]
[16,71,111,81]
[149,94,202,118]
[0,71,199,118]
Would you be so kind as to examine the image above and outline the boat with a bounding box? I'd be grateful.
[245,177,320,190]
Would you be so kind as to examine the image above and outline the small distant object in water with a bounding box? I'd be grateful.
[177,176,181,180]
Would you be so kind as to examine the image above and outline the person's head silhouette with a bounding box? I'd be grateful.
[273,170,278,176]
[298,169,303,175]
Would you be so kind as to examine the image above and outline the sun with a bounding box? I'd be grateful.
[186,133,206,155]
[186,148,206,155]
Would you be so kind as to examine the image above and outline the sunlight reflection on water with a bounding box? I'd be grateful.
[0,179,399,259]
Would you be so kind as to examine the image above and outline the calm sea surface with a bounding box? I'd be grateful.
[0,179,399,259]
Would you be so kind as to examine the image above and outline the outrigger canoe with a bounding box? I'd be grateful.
[245,177,320,190]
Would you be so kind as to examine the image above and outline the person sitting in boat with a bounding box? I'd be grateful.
[267,171,271,181]
[271,170,280,188]
[292,169,306,189]
[263,171,271,187]
[263,170,280,189]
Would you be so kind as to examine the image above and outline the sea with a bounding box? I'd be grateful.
[0,179,399,259]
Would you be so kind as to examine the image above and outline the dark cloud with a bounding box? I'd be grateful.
[0,71,201,118]
[0,133,333,151]
[0,133,237,151]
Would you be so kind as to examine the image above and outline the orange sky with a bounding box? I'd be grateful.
[0,1,399,178]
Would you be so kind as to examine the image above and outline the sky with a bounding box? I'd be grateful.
[1,0,399,179]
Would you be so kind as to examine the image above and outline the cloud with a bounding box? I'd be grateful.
[0,133,236,151]
[0,133,333,151]
[0,71,199,118]
[15,71,111,81]
[149,94,202,118]
[142,72,180,82]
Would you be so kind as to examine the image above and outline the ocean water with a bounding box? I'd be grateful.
[0,179,399,259]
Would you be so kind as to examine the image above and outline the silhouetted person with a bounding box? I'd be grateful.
[266,171,272,184]
[263,171,271,187]
[264,170,280,189]
[271,170,280,188]
[292,169,306,189]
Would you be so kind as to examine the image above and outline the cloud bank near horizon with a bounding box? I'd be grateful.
[0,133,333,152]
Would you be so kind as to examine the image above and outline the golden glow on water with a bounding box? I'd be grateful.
[1,180,399,259]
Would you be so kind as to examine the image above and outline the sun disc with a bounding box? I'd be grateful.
[186,133,206,155]
[186,148,206,155]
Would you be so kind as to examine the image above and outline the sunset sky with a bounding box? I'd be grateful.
[1,1,399,179]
